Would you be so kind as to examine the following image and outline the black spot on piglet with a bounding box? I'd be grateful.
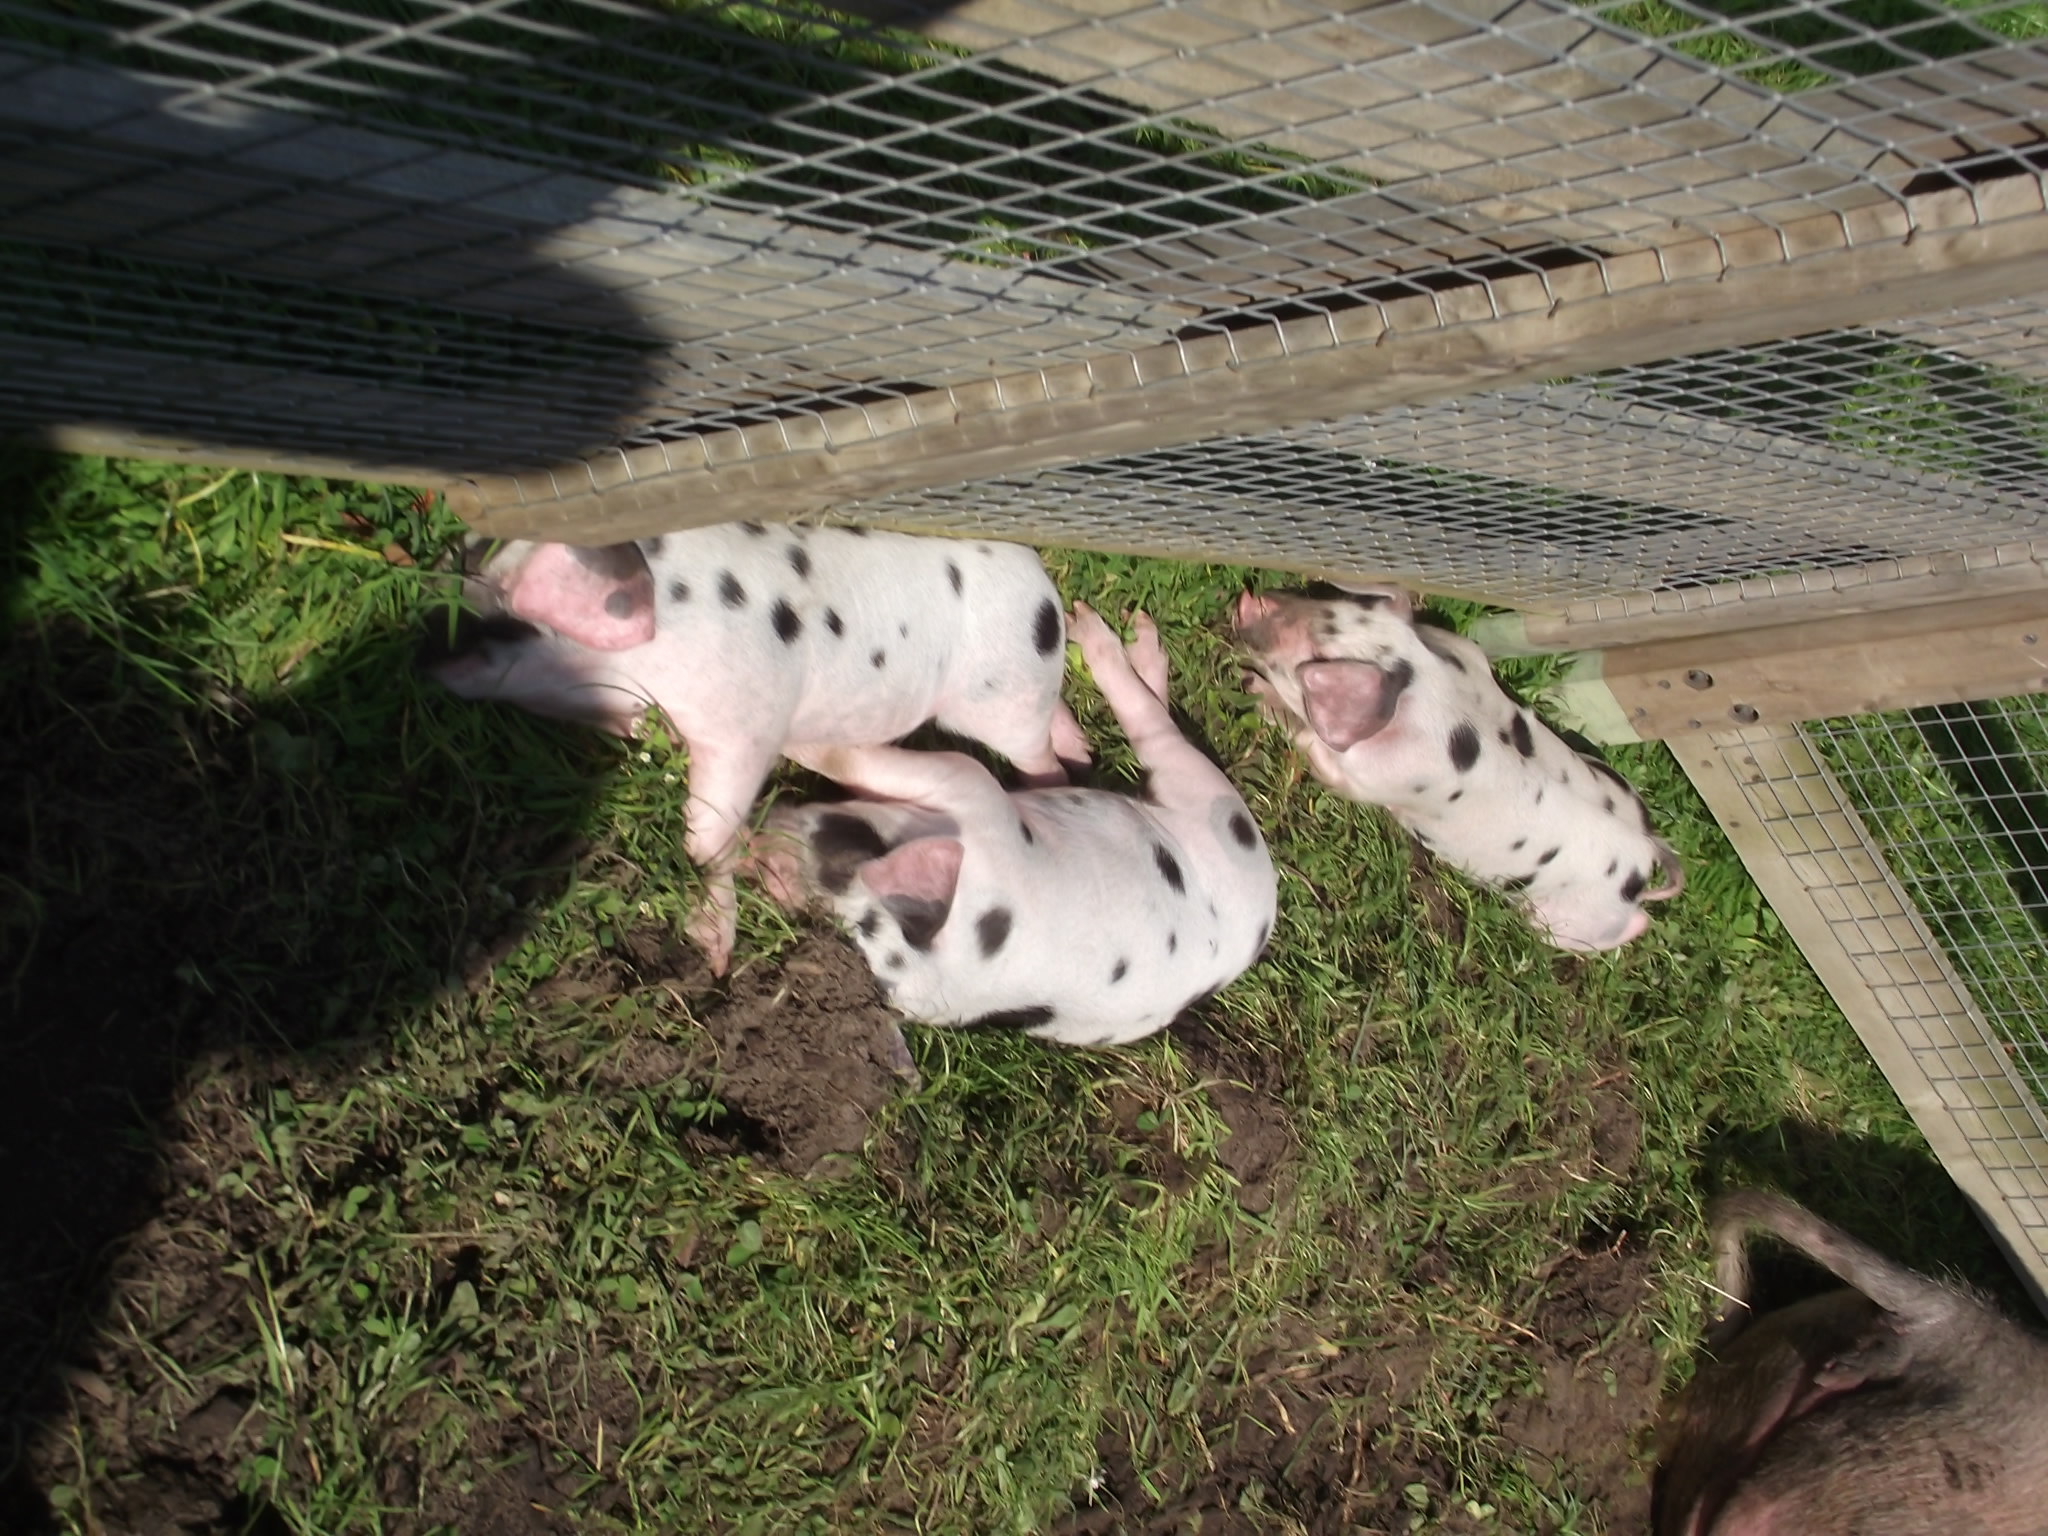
[771,598,802,644]
[1620,870,1647,903]
[965,1005,1056,1032]
[1033,598,1061,656]
[719,572,746,608]
[669,579,690,603]
[1229,811,1258,850]
[946,560,962,594]
[824,609,844,636]
[1152,844,1186,894]
[895,900,949,952]
[787,545,811,579]
[1511,714,1535,758]
[1449,723,1481,772]
[811,813,890,894]
[1110,958,1128,983]
[975,907,1013,959]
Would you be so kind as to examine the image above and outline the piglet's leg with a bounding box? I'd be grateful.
[679,736,780,975]
[1073,606,1196,765]
[788,742,1011,820]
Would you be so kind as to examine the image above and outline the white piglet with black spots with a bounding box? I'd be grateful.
[425,525,1088,973]
[1235,586,1679,952]
[753,604,1278,1047]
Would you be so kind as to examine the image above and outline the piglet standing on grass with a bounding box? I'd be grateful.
[751,604,1278,1048]
[1234,585,1679,952]
[425,525,1089,974]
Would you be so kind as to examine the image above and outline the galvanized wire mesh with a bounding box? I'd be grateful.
[1810,701,2048,1104]
[4,0,2045,471]
[853,313,2048,604]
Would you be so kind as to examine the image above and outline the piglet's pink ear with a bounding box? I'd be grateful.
[504,542,656,651]
[1298,659,1407,750]
[858,837,964,950]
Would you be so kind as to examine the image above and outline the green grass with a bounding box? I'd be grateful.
[1601,0,2046,94]
[3,451,2023,1534]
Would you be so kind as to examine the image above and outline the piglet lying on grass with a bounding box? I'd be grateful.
[1234,585,1679,952]
[1655,1189,2048,1535]
[425,526,1087,973]
[753,604,1277,1048]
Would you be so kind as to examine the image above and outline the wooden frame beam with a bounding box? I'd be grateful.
[1554,589,2048,743]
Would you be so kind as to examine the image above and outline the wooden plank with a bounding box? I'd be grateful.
[1558,589,2048,742]
[452,178,2048,541]
[1477,543,2048,656]
[1679,725,2048,1317]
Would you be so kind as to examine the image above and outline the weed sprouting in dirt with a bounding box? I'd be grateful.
[2,452,2018,1535]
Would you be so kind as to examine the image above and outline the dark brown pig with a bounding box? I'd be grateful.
[1654,1189,2048,1535]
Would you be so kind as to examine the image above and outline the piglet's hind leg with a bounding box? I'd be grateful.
[1070,605,1184,765]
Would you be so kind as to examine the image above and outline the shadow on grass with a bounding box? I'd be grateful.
[0,449,613,1532]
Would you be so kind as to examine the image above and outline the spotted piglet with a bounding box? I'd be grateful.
[426,525,1088,973]
[1235,586,1679,952]
[753,604,1278,1047]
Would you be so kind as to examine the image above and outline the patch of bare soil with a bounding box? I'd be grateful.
[1063,1335,1457,1536]
[707,932,920,1173]
[1056,1028,1660,1536]
[1061,1239,1660,1536]
[12,910,911,1534]
[1497,1241,1662,1532]
[524,925,915,1173]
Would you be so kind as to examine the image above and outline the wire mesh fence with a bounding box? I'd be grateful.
[844,316,2048,604]
[1697,721,2048,1295]
[4,0,2045,474]
[6,0,2048,1284]
[1813,701,2048,1106]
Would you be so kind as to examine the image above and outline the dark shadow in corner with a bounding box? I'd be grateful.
[0,448,613,1533]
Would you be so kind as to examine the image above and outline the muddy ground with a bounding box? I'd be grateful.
[11,925,1666,1536]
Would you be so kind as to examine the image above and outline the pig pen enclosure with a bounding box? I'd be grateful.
[5,0,2048,1531]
